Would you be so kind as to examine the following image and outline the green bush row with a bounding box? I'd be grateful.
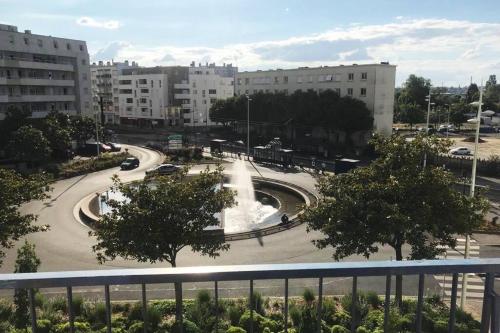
[0,289,480,333]
[44,152,132,179]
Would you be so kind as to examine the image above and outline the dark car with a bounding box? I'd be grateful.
[78,142,112,156]
[120,157,140,170]
[106,142,122,152]
[145,164,181,176]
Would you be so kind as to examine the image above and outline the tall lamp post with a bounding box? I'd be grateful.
[246,95,251,160]
[423,87,435,167]
[460,83,483,309]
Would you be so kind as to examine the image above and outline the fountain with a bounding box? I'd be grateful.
[223,159,278,233]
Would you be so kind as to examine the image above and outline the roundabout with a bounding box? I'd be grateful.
[0,144,429,300]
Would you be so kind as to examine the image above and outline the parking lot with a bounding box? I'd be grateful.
[450,136,500,160]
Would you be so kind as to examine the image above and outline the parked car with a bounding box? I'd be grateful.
[450,147,472,156]
[120,157,140,170]
[78,142,112,156]
[106,142,122,152]
[145,164,181,176]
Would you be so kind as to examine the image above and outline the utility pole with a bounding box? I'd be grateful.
[246,95,251,160]
[460,83,483,309]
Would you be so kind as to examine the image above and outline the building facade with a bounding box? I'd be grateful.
[235,63,396,135]
[117,66,188,127]
[90,60,139,125]
[0,24,91,119]
[174,62,236,127]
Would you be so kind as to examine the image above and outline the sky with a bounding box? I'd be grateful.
[1,0,500,87]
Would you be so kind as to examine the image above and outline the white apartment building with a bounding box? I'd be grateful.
[90,60,139,125]
[175,62,236,127]
[0,24,91,119]
[235,63,396,135]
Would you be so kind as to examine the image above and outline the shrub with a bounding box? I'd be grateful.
[289,305,301,327]
[340,293,368,327]
[239,310,279,333]
[331,325,349,333]
[170,319,202,333]
[362,309,383,331]
[331,310,351,328]
[248,292,265,316]
[72,295,84,317]
[302,289,315,304]
[321,298,337,325]
[0,299,13,322]
[187,290,217,332]
[228,305,244,326]
[484,155,500,177]
[365,292,381,308]
[128,322,143,333]
[455,307,480,329]
[37,319,52,333]
[48,296,67,313]
[227,327,247,333]
[356,326,369,333]
[54,321,91,333]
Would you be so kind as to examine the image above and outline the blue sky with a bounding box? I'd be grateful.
[2,0,500,86]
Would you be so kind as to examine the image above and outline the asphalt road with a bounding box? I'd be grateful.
[0,146,444,300]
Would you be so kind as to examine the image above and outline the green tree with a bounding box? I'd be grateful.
[13,241,41,329]
[90,165,235,323]
[71,115,98,146]
[466,83,480,104]
[0,169,50,266]
[301,134,489,306]
[0,106,31,149]
[7,125,51,165]
[398,75,431,108]
[397,103,425,130]
[41,112,72,159]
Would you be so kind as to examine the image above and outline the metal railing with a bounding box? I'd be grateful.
[1,259,500,333]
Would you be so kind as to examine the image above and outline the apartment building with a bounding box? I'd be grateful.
[235,63,396,135]
[0,24,91,119]
[90,60,139,125]
[116,66,189,127]
[174,62,236,127]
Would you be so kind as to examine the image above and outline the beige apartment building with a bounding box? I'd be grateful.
[235,63,396,135]
[0,24,92,119]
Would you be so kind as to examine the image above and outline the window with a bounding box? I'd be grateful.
[209,89,216,94]
[274,77,279,84]
[253,90,257,94]
[8,35,14,44]
[141,89,149,93]
[119,80,132,85]
[37,39,43,47]
[202,90,206,97]
[139,79,147,84]
[192,81,196,88]
[151,80,153,88]
[361,72,367,80]
[210,98,217,104]
[134,90,137,97]
[119,89,132,94]
[140,98,147,103]
[126,106,133,112]
[283,76,288,83]
[347,88,353,96]
[141,108,148,113]
[348,73,354,81]
[79,44,84,51]
[335,88,341,95]
[237,78,242,85]
[159,80,162,88]
[149,100,152,107]
[66,43,71,50]
[24,38,29,45]
[245,90,249,94]
[245,78,250,85]
[82,59,86,65]
[82,73,87,80]
[360,88,367,96]
[308,76,313,83]
[53,40,58,49]
[83,88,88,95]
[203,100,207,105]
[297,77,303,83]
[126,98,133,103]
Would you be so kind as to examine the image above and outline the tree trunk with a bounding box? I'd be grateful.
[171,260,183,331]
[395,245,403,309]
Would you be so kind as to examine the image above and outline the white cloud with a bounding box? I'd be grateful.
[90,18,500,86]
[76,16,121,29]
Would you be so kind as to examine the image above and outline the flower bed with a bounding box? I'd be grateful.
[0,289,480,333]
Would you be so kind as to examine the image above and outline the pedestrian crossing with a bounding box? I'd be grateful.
[435,238,484,299]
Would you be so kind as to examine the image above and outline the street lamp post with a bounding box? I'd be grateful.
[246,95,251,160]
[423,87,433,167]
[460,84,483,309]
[95,111,100,156]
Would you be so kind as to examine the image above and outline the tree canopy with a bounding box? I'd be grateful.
[7,125,51,164]
[209,90,373,134]
[301,134,489,305]
[0,169,50,266]
[91,166,235,267]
